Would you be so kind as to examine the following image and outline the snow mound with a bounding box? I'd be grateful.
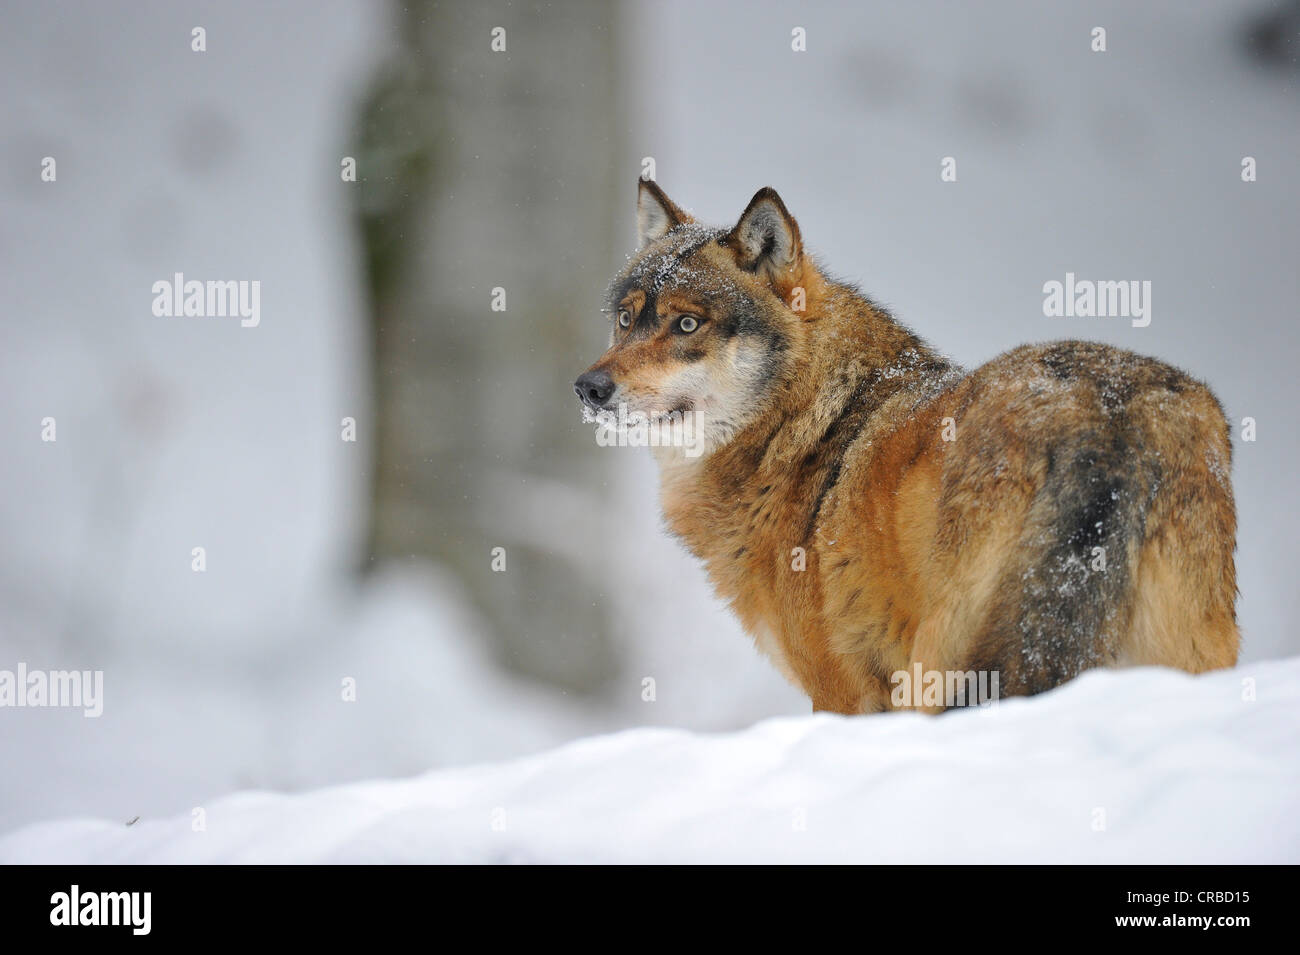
[4,658,1297,864]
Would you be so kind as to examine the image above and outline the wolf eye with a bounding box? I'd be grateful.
[618,310,631,328]
[677,315,699,333]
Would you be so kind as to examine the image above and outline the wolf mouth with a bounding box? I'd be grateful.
[583,403,695,426]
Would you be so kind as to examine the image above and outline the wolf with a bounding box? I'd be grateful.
[574,181,1239,714]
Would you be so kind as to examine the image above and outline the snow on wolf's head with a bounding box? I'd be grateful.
[573,181,813,457]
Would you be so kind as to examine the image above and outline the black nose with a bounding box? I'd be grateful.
[574,370,615,409]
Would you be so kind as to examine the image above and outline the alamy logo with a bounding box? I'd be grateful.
[890,664,1001,708]
[152,272,261,327]
[1042,272,1151,328]
[50,885,151,935]
[587,403,705,457]
[0,663,103,717]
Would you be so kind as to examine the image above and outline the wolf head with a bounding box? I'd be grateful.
[574,181,816,456]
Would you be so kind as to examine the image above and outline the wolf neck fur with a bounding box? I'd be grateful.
[657,275,955,571]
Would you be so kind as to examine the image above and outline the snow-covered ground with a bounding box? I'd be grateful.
[5,658,1296,864]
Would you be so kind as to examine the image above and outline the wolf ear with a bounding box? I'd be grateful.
[723,187,803,289]
[637,180,691,247]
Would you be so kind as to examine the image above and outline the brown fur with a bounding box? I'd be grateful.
[576,182,1239,714]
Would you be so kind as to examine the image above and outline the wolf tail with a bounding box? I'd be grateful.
[969,389,1238,694]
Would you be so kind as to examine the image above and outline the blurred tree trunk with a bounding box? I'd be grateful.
[352,0,623,694]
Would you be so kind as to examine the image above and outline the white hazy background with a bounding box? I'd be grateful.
[1,0,1296,833]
